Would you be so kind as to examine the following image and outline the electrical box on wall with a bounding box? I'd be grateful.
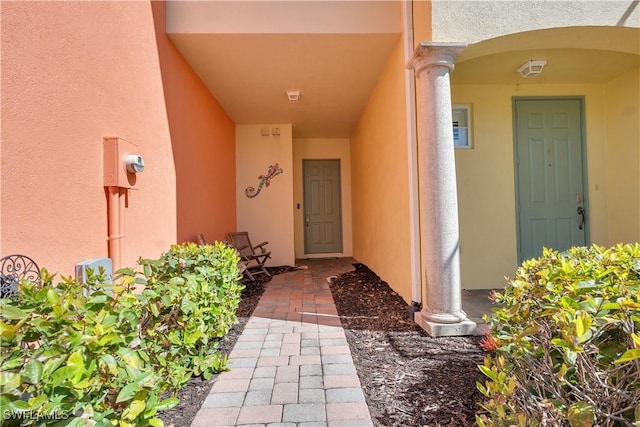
[75,257,113,296]
[103,137,143,188]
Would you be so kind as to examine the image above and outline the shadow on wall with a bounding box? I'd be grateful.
[150,2,237,245]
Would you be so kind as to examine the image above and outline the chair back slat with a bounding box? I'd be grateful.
[229,233,252,257]
[227,232,271,282]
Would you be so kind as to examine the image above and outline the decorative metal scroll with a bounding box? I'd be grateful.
[0,254,41,298]
[245,163,283,198]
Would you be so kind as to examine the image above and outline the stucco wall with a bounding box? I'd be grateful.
[452,82,633,289]
[411,0,432,46]
[1,1,236,275]
[152,2,236,245]
[351,38,413,304]
[235,124,295,267]
[604,67,640,243]
[292,138,353,259]
[431,0,640,43]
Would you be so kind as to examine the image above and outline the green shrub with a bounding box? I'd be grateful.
[132,241,244,388]
[0,241,243,425]
[477,243,640,427]
[0,269,177,427]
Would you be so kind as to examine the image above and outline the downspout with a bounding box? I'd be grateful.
[103,137,143,273]
[403,0,422,313]
[107,186,125,272]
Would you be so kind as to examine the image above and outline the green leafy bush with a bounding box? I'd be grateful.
[0,269,177,427]
[0,241,243,426]
[477,243,640,427]
[130,241,244,386]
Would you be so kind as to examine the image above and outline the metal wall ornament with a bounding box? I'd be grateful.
[0,254,41,298]
[245,163,284,198]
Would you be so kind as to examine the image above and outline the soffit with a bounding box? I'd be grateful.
[166,0,403,139]
[169,32,401,138]
[452,27,640,85]
[452,48,639,85]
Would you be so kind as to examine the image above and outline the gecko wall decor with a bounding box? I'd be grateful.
[245,163,283,198]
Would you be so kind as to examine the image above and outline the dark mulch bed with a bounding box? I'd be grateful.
[329,263,486,427]
[159,263,486,427]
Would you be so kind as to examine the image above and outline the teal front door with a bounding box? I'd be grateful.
[303,159,343,254]
[514,98,588,262]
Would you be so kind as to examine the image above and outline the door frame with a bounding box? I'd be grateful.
[302,158,343,254]
[512,96,590,263]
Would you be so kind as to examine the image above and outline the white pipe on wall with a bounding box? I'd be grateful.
[403,0,422,307]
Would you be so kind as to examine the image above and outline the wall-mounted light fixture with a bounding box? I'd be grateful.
[286,90,300,102]
[517,60,547,78]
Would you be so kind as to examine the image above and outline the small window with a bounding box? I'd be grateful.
[452,104,472,149]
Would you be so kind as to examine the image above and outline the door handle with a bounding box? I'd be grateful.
[577,206,586,230]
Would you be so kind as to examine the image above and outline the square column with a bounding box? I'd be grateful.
[407,42,477,337]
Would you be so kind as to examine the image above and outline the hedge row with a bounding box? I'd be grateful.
[0,242,243,426]
[477,243,640,427]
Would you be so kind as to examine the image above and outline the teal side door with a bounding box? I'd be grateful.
[303,159,343,254]
[514,98,588,262]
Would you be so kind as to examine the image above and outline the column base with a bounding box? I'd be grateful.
[414,311,479,337]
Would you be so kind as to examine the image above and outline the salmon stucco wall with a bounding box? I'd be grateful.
[1,1,174,273]
[236,124,295,267]
[604,67,640,243]
[152,2,236,245]
[452,78,639,290]
[1,1,236,275]
[292,138,353,259]
[351,38,413,304]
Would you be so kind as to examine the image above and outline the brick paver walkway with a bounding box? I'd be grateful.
[191,257,373,427]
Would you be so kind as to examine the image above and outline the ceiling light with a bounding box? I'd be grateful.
[517,60,547,78]
[286,91,300,102]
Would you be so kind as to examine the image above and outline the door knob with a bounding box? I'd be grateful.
[577,206,586,230]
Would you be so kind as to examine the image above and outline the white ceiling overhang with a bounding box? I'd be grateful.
[166,1,403,138]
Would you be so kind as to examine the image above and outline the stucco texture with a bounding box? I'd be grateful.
[351,38,413,304]
[1,1,236,275]
[604,67,640,242]
[431,0,640,44]
[153,2,237,245]
[235,124,295,267]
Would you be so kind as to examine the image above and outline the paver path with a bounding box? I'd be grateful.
[191,258,373,427]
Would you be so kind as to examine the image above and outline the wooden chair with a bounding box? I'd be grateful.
[0,254,41,298]
[197,233,207,246]
[227,232,271,281]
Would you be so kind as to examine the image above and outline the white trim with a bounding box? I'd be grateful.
[403,0,421,304]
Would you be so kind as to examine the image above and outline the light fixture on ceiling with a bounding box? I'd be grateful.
[517,60,547,78]
[286,90,300,102]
